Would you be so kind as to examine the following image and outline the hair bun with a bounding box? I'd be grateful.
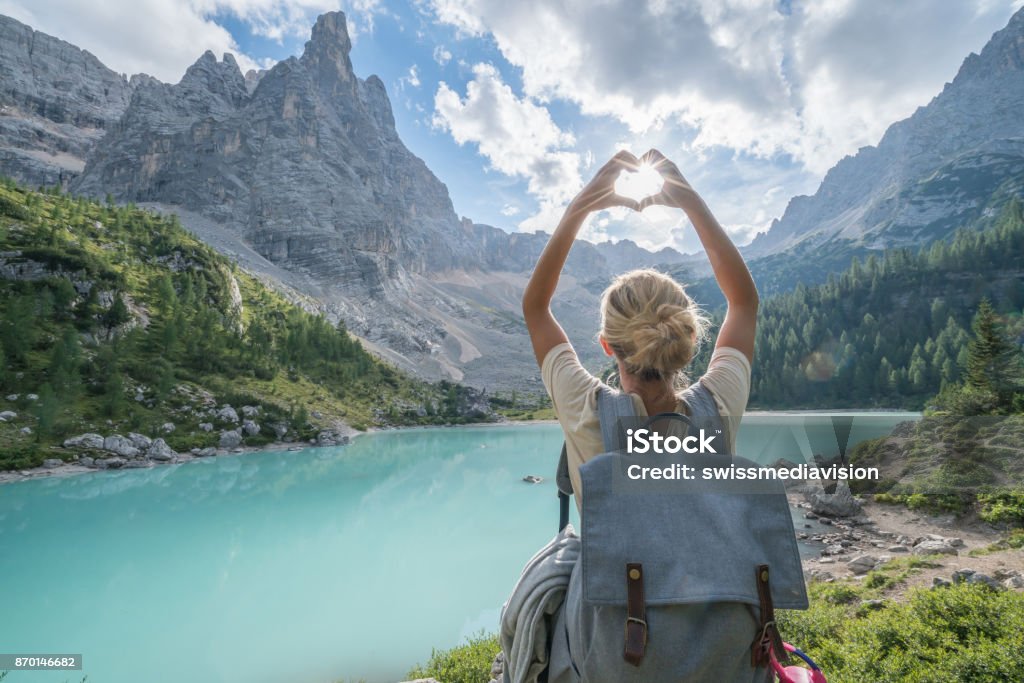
[599,269,708,382]
[624,303,698,377]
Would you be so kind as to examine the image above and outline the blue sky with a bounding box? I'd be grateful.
[2,0,1022,253]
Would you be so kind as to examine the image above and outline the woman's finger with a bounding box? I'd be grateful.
[639,190,671,211]
[612,194,641,212]
[641,148,668,166]
[602,150,640,176]
[613,149,641,166]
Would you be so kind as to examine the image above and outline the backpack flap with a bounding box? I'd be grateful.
[579,452,809,610]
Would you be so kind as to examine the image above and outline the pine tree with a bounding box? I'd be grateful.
[964,299,1020,407]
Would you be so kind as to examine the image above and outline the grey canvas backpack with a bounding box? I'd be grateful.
[546,381,808,682]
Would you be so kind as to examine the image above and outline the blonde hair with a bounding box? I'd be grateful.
[600,269,708,384]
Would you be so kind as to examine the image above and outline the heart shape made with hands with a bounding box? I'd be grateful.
[613,162,665,206]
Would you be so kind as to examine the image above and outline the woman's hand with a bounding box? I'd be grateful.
[569,150,642,214]
[638,148,701,211]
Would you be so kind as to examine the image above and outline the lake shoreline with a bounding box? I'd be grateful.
[0,417,570,486]
[0,410,922,487]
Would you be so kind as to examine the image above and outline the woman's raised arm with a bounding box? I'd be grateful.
[522,151,641,367]
[640,148,759,363]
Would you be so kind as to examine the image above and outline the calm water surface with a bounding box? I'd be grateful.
[0,414,917,683]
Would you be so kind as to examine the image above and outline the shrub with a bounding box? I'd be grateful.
[978,489,1024,527]
[406,631,499,683]
[777,582,1024,681]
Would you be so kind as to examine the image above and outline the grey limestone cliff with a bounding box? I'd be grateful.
[0,14,133,187]
[74,12,470,293]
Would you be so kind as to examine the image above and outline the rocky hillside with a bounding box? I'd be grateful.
[747,7,1024,260]
[0,180,493,472]
[0,14,134,188]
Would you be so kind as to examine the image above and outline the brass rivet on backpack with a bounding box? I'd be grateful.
[760,569,769,583]
[629,568,641,580]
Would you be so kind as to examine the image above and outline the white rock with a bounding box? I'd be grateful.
[216,406,239,423]
[912,540,958,556]
[241,405,259,417]
[807,482,862,518]
[1003,575,1024,589]
[160,422,176,433]
[146,438,177,461]
[95,457,126,469]
[103,435,141,458]
[26,393,38,401]
[42,458,63,468]
[847,554,879,575]
[19,426,31,435]
[219,429,242,448]
[127,433,152,450]
[198,422,213,432]
[242,419,260,436]
[63,433,105,450]
[0,410,17,421]
[5,394,18,401]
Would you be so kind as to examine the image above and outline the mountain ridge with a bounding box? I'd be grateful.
[747,6,1024,257]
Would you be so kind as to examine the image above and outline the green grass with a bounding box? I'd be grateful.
[406,631,500,683]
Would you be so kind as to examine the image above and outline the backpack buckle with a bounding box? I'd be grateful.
[624,617,647,664]
[624,563,647,666]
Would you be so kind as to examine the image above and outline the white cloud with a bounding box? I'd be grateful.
[433,44,453,66]
[433,62,582,208]
[0,0,385,83]
[500,204,520,216]
[428,0,1021,175]
[401,64,421,88]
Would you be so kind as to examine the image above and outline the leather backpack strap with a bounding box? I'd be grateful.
[624,563,648,666]
[751,564,788,667]
[556,443,572,532]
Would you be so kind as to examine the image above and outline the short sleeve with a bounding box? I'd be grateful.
[698,346,752,452]
[541,342,602,429]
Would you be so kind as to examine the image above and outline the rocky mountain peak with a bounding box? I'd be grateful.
[301,11,356,96]
[179,49,247,111]
[954,6,1024,82]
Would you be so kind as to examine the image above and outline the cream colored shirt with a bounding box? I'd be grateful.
[541,342,752,509]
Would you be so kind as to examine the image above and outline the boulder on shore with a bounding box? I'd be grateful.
[103,435,140,458]
[147,438,177,461]
[63,433,105,450]
[807,482,862,518]
[219,429,242,448]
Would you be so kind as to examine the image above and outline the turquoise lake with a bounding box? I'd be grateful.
[0,414,917,683]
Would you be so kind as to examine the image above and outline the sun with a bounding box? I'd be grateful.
[614,163,664,203]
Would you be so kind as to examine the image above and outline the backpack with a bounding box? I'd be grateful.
[545,381,808,683]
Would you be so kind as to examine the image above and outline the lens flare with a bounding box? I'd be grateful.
[615,163,664,203]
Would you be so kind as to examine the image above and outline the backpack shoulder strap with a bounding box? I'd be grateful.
[556,384,635,531]
[678,379,720,418]
[596,384,638,453]
[679,379,730,453]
